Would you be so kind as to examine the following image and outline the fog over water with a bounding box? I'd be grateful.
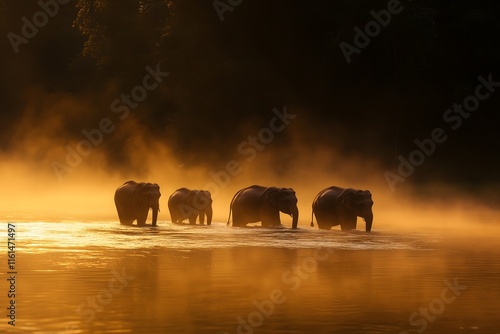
[2,92,497,333]
[1,1,499,333]
[1,99,498,233]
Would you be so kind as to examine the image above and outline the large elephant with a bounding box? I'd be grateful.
[114,180,161,227]
[311,186,373,231]
[227,185,299,228]
[168,188,213,225]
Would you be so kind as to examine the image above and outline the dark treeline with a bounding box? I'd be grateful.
[0,0,499,193]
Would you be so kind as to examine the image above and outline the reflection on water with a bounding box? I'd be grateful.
[6,222,500,333]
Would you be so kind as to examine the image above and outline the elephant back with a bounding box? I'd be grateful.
[115,181,137,200]
[227,185,273,225]
[169,188,191,199]
[315,186,355,208]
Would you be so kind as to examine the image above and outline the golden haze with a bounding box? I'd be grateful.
[1,92,498,236]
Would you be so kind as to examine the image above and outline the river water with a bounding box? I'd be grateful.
[2,221,500,334]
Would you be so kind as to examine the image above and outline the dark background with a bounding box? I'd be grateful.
[1,0,499,202]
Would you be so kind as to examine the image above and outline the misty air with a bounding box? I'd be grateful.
[0,1,499,334]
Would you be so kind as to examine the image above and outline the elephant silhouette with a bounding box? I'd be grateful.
[228,185,299,228]
[168,188,213,225]
[311,186,373,231]
[114,181,161,227]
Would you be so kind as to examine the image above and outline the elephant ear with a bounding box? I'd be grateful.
[154,183,161,195]
[190,190,211,208]
[133,183,145,203]
[201,190,212,203]
[186,190,197,205]
[266,188,280,208]
[341,190,355,211]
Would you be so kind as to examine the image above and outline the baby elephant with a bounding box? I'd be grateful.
[168,188,213,225]
[311,186,373,232]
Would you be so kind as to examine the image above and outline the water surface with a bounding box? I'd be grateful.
[4,221,500,333]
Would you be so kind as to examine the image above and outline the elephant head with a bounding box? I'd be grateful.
[268,188,299,229]
[134,183,161,226]
[189,190,213,225]
[343,190,373,232]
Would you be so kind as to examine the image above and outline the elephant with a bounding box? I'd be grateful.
[168,188,213,225]
[310,186,373,232]
[114,180,161,227]
[227,185,299,228]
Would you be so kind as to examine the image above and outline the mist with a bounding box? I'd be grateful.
[1,90,497,236]
[1,0,499,234]
[3,3,500,334]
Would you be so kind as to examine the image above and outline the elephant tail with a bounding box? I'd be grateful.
[310,202,315,227]
[227,187,247,226]
[310,205,316,227]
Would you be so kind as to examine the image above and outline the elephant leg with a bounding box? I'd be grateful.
[315,213,332,230]
[117,209,134,225]
[261,211,280,227]
[232,213,245,227]
[188,214,197,225]
[232,208,243,227]
[318,221,332,230]
[316,221,329,230]
[175,210,184,223]
[120,219,134,225]
[136,208,148,227]
[340,223,351,231]
[341,218,356,231]
[199,213,205,225]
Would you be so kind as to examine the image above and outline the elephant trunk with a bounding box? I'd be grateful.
[206,206,213,226]
[151,203,159,227]
[291,206,299,229]
[364,211,373,232]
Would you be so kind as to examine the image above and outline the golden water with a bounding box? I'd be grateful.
[2,221,499,334]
